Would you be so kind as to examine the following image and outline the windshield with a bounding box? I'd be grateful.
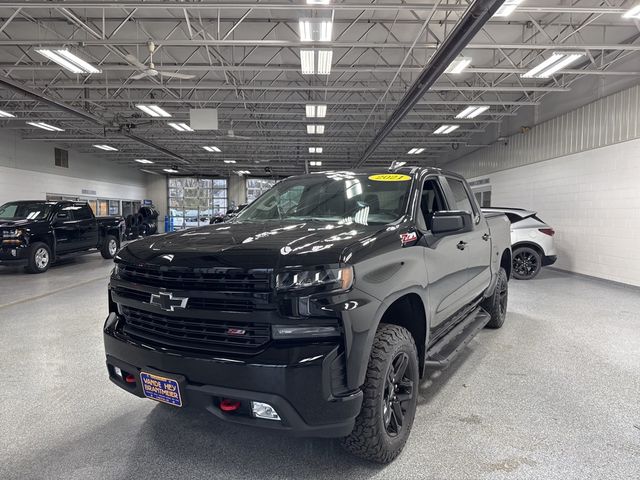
[0,202,53,220]
[235,172,412,225]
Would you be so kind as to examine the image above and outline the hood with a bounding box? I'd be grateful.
[0,218,47,229]
[117,221,385,270]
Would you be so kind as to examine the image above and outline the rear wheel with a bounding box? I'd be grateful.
[512,246,542,280]
[101,235,118,259]
[341,324,419,464]
[26,242,52,274]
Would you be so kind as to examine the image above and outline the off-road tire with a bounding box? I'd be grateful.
[482,267,508,329]
[341,324,419,464]
[100,235,119,259]
[26,242,52,274]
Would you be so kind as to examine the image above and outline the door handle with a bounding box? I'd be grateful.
[482,233,491,241]
[457,241,467,250]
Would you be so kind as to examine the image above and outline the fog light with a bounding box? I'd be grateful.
[11,249,17,257]
[114,366,122,378]
[251,401,281,421]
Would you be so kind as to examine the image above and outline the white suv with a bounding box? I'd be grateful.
[482,207,557,280]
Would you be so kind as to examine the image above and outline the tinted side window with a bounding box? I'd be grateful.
[447,179,474,213]
[505,213,522,223]
[74,205,94,220]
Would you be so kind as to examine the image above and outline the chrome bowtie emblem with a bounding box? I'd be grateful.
[150,292,189,312]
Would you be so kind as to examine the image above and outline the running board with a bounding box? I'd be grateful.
[424,307,491,369]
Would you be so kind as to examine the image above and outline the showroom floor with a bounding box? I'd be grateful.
[1,256,638,480]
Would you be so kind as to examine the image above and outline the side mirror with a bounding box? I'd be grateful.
[431,211,473,235]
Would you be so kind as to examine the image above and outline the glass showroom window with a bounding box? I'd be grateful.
[168,177,228,230]
[246,178,277,203]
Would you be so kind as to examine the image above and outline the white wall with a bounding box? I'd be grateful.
[0,130,147,205]
[472,138,640,287]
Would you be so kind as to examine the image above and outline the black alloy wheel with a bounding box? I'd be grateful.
[382,352,414,437]
[512,247,542,280]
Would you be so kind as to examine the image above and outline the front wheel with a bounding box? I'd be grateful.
[341,324,419,464]
[481,267,508,329]
[26,242,52,274]
[512,246,542,280]
[100,235,118,259]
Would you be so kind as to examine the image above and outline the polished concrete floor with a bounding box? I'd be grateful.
[1,254,639,480]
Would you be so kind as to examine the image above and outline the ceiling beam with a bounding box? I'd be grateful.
[1,39,638,51]
[0,2,627,15]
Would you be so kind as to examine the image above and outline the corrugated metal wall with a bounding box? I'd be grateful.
[447,84,640,178]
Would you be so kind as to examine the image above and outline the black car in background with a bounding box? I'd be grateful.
[0,200,124,273]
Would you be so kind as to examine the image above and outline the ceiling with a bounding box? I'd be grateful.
[0,0,638,176]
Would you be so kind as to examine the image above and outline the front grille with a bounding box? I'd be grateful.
[119,264,272,292]
[113,286,256,312]
[120,306,270,355]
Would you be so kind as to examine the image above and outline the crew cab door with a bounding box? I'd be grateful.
[72,204,99,249]
[417,176,471,330]
[52,204,80,253]
[443,177,492,299]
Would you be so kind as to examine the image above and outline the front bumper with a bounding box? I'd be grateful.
[104,312,363,437]
[0,245,29,266]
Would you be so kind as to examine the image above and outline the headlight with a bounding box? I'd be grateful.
[2,228,23,238]
[276,266,354,292]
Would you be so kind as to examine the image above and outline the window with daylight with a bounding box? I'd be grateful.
[246,178,277,203]
[168,177,228,230]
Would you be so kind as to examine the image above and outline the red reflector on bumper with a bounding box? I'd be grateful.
[220,399,241,412]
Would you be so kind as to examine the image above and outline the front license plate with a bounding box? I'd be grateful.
[140,372,182,407]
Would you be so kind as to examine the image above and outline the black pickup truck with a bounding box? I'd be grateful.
[0,200,125,273]
[103,168,511,463]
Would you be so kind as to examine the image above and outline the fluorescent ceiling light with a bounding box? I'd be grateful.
[136,104,171,118]
[26,121,64,132]
[306,104,327,118]
[310,161,322,166]
[301,49,333,75]
[237,170,251,175]
[163,168,179,173]
[224,160,236,164]
[434,125,459,135]
[445,57,472,74]
[299,19,333,42]
[0,110,15,118]
[300,49,315,75]
[407,148,425,155]
[623,6,640,18]
[135,159,154,164]
[203,146,221,152]
[309,147,323,153]
[317,50,333,75]
[35,48,100,74]
[494,0,523,17]
[456,105,490,119]
[521,52,583,78]
[94,144,118,151]
[307,0,330,4]
[167,122,194,132]
[307,124,325,134]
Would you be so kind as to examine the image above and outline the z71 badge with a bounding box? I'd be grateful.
[400,231,418,246]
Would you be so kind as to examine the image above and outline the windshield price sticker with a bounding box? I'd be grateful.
[368,174,411,182]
